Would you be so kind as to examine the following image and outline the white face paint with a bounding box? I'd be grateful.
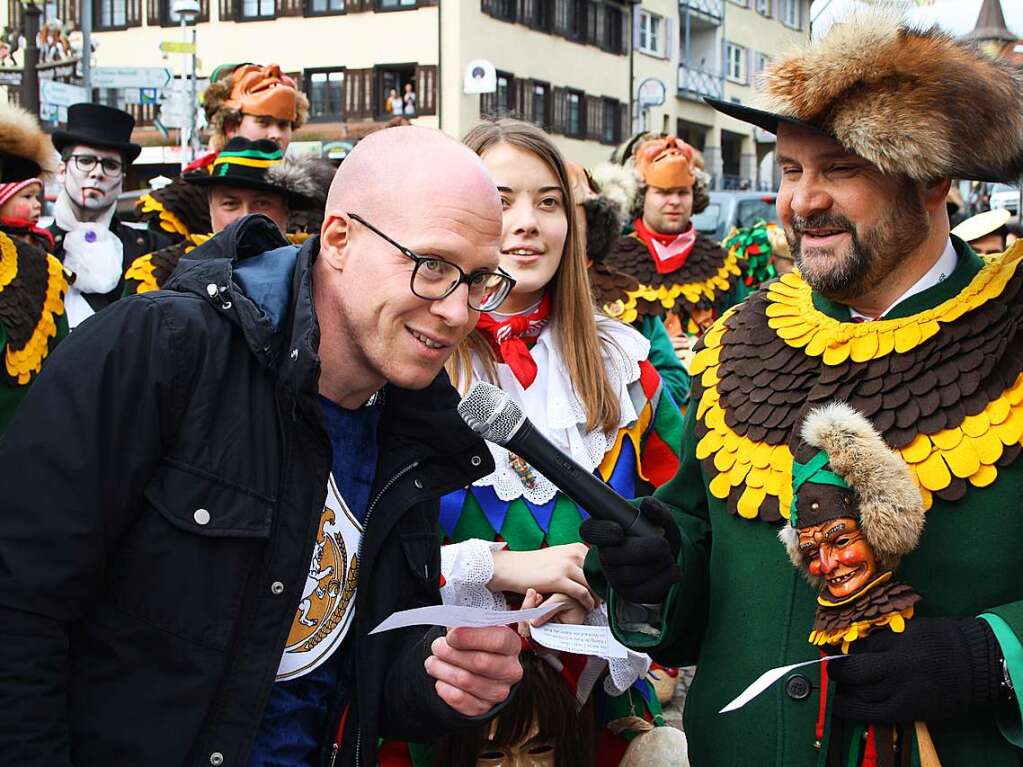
[59,144,125,215]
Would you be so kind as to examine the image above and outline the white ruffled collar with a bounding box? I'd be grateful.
[471,314,650,505]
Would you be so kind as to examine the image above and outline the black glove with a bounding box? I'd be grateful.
[830,616,1004,723]
[579,497,682,605]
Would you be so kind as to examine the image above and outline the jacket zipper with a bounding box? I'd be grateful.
[328,743,338,767]
[351,460,419,767]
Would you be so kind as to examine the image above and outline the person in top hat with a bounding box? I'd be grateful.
[137,63,310,243]
[123,137,332,296]
[952,208,1012,256]
[582,10,1023,766]
[0,102,69,433]
[48,102,171,328]
[600,134,746,369]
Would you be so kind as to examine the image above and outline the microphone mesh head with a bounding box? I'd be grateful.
[457,381,525,445]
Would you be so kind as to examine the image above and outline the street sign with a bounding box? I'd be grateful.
[160,40,196,54]
[40,79,89,108]
[92,66,172,89]
[637,78,666,108]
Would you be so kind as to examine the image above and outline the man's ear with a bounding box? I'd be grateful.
[319,213,352,272]
[922,178,952,212]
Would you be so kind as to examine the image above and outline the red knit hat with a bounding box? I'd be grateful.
[0,178,42,209]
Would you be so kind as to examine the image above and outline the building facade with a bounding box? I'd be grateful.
[2,0,808,184]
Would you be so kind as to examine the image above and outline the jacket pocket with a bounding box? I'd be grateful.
[107,461,275,650]
[399,503,441,596]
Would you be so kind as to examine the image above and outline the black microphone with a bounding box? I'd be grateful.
[457,381,659,538]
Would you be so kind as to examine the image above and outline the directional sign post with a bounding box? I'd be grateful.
[92,67,172,90]
[159,40,196,55]
[39,79,89,123]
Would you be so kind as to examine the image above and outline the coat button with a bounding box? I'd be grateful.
[270,581,285,595]
[193,508,211,526]
[209,753,224,766]
[470,455,482,467]
[785,673,812,701]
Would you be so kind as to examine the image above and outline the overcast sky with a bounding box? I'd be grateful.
[810,0,1023,38]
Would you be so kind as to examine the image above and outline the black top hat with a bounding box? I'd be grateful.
[52,103,142,163]
[183,137,315,209]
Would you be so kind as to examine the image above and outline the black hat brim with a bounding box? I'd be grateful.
[184,171,315,210]
[703,98,823,139]
[52,131,142,163]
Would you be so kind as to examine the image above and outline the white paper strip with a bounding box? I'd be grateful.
[719,655,847,713]
[370,602,561,634]
[529,622,630,659]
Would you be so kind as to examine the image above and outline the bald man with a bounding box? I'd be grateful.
[0,127,521,767]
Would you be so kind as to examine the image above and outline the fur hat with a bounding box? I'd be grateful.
[0,102,55,183]
[707,10,1023,182]
[779,402,925,580]
[202,63,310,152]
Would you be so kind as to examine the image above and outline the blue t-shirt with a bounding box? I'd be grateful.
[247,396,382,766]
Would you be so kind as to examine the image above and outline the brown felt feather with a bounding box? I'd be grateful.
[757,10,1023,181]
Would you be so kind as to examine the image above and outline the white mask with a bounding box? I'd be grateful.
[59,144,124,217]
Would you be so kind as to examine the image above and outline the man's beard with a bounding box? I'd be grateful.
[788,184,928,301]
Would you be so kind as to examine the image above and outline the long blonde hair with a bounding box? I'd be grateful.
[451,119,622,434]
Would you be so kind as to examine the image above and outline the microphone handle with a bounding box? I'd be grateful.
[505,419,659,538]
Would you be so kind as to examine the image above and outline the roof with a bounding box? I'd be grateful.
[964,0,1016,44]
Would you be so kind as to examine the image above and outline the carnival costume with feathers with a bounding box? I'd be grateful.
[591,11,1023,767]
[0,103,69,433]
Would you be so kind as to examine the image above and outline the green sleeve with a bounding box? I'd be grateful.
[980,603,1023,749]
[638,314,691,407]
[586,404,711,667]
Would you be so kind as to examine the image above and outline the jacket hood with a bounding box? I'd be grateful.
[165,214,487,459]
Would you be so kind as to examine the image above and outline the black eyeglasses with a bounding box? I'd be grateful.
[68,154,124,177]
[348,212,515,312]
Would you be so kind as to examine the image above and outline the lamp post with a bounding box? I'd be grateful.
[20,0,42,114]
[171,0,200,162]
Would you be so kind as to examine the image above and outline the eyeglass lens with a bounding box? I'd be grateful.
[411,259,509,311]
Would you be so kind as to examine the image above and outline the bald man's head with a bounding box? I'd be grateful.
[324,126,500,232]
[313,125,504,405]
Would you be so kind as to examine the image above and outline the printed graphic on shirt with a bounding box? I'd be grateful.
[276,474,363,681]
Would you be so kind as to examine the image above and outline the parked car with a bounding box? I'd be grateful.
[694,191,779,242]
[989,183,1020,215]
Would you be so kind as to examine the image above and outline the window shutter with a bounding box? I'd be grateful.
[280,0,301,16]
[415,64,437,116]
[126,0,142,26]
[552,87,565,134]
[219,0,237,21]
[343,68,373,119]
[148,0,161,24]
[662,15,673,60]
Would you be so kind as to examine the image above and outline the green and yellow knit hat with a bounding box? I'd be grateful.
[184,137,317,209]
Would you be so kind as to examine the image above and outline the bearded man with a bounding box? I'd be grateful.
[602,135,746,366]
[582,12,1023,766]
[49,103,171,327]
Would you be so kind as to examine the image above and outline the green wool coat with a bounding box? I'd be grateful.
[590,244,1023,766]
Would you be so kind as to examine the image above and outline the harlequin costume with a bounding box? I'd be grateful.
[124,137,331,296]
[601,135,747,349]
[136,64,312,242]
[587,13,1023,766]
[723,219,792,291]
[0,102,69,434]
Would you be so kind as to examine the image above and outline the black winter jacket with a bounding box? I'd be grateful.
[0,215,497,766]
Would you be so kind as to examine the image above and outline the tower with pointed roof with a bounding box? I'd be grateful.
[964,0,1017,60]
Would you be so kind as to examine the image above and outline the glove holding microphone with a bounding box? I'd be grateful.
[457,382,684,607]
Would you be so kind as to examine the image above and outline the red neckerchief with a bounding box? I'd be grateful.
[183,150,218,174]
[634,217,697,274]
[475,292,552,389]
[0,216,55,251]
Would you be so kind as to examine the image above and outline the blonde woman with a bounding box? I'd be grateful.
[427,120,686,767]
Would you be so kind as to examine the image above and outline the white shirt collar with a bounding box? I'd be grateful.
[849,237,957,322]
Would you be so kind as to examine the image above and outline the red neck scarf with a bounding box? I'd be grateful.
[475,293,552,389]
[0,216,55,251]
[634,217,697,274]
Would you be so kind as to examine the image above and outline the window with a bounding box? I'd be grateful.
[481,70,516,119]
[377,0,415,8]
[601,99,619,144]
[96,0,127,28]
[780,0,800,28]
[239,0,274,18]
[531,81,549,128]
[726,42,747,84]
[753,51,771,75]
[637,9,662,56]
[567,0,587,40]
[308,0,343,13]
[603,4,624,53]
[306,69,343,118]
[566,90,583,137]
[755,0,770,16]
